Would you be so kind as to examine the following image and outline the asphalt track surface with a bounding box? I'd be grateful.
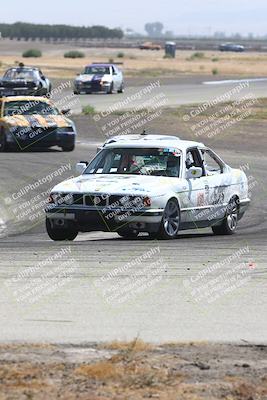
[65,77,267,113]
[0,78,266,344]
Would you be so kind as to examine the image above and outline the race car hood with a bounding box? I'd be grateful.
[76,74,111,82]
[52,174,177,196]
[3,114,72,128]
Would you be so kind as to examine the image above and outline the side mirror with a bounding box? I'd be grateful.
[61,108,71,115]
[186,167,202,179]
[76,161,88,174]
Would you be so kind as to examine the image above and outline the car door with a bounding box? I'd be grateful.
[181,147,210,226]
[198,147,228,223]
[111,66,120,90]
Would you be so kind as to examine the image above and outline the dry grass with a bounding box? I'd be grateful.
[1,42,267,78]
[97,338,153,352]
[1,342,267,399]
[75,360,124,380]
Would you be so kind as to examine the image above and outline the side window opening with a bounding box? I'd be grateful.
[201,149,223,175]
[186,148,204,173]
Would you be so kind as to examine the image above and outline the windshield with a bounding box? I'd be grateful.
[4,101,59,116]
[84,147,181,177]
[84,66,110,75]
[4,69,36,80]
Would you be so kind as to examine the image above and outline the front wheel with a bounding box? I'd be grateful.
[157,199,180,239]
[62,143,75,152]
[212,198,239,235]
[117,82,124,93]
[0,129,7,152]
[107,82,114,94]
[46,218,78,241]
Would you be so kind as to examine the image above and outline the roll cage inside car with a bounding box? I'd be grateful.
[185,147,225,177]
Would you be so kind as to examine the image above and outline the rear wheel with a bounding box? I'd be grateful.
[46,218,78,241]
[157,199,180,239]
[212,197,239,235]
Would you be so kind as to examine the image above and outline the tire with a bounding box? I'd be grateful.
[37,83,44,96]
[108,82,114,94]
[157,199,180,239]
[62,143,75,152]
[212,197,239,235]
[73,90,80,95]
[46,218,78,241]
[117,228,139,239]
[0,128,7,152]
[117,82,124,93]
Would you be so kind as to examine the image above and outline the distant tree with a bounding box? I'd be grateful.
[232,32,242,39]
[213,31,226,39]
[144,22,164,38]
[164,30,174,38]
[0,22,123,40]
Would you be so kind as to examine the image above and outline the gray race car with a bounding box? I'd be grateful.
[219,43,245,52]
[0,65,52,97]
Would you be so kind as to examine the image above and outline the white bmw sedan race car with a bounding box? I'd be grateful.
[74,63,124,94]
[45,134,250,240]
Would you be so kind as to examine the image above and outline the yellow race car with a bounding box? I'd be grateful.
[0,96,76,152]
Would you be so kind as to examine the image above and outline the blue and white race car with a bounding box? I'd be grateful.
[74,63,124,94]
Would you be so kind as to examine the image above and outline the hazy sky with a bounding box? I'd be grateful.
[1,0,267,36]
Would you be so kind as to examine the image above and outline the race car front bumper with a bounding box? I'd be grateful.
[0,87,39,96]
[74,81,111,93]
[6,127,76,149]
[46,205,164,233]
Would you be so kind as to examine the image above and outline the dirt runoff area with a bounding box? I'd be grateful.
[0,341,266,400]
[2,39,267,78]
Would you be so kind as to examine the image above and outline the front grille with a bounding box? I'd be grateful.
[109,195,143,209]
[91,81,101,90]
[2,81,36,88]
[58,194,144,208]
[84,194,107,207]
[73,194,84,205]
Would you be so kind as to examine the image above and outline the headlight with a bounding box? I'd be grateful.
[64,193,74,205]
[49,193,61,204]
[101,80,111,85]
[143,196,152,207]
